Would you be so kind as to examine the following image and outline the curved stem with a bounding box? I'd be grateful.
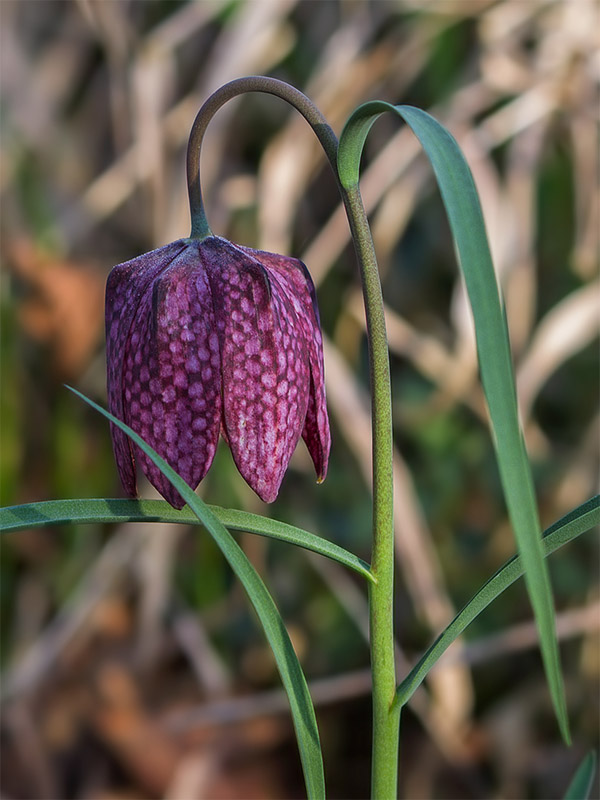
[186,77,398,797]
[186,76,339,238]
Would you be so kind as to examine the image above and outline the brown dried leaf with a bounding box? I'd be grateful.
[9,239,104,378]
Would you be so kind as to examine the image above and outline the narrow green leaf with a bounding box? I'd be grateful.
[394,496,599,709]
[338,101,570,741]
[564,752,597,800]
[215,508,373,581]
[0,498,373,582]
[64,387,325,799]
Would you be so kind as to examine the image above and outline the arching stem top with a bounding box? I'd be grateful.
[186,76,339,239]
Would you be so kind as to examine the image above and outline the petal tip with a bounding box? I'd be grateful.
[254,484,279,504]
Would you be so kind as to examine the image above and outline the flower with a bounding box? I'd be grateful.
[105,235,330,509]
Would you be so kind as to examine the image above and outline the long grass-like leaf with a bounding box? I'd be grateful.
[63,387,325,799]
[394,496,599,708]
[0,498,373,582]
[338,102,570,741]
[563,751,597,800]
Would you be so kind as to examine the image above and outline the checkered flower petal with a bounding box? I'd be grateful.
[121,252,222,508]
[105,236,330,507]
[105,241,187,497]
[237,246,331,482]
[203,239,311,502]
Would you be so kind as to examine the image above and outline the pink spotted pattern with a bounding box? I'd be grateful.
[205,239,310,502]
[105,241,187,496]
[105,236,330,508]
[240,246,330,481]
[122,254,221,507]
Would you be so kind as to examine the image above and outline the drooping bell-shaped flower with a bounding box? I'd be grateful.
[105,236,330,509]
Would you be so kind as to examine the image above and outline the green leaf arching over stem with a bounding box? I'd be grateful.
[339,101,571,746]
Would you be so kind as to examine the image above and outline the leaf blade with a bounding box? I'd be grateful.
[564,751,597,800]
[64,387,326,799]
[395,495,599,708]
[339,101,570,741]
[0,498,373,582]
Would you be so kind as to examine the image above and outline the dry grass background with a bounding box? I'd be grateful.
[1,1,598,798]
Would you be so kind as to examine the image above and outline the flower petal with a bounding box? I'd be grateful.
[299,278,330,482]
[203,238,310,503]
[122,244,222,509]
[105,240,188,496]
[240,247,331,481]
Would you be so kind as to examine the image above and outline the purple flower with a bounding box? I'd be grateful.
[105,236,330,509]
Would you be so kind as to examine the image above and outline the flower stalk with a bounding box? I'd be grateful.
[186,76,339,240]
[186,77,399,796]
[341,185,400,798]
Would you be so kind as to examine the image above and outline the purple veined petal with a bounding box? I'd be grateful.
[239,246,331,481]
[105,240,188,497]
[202,237,311,503]
[298,275,330,482]
[302,350,331,483]
[301,366,330,482]
[122,244,222,509]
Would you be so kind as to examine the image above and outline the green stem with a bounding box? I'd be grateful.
[342,185,399,799]
[186,77,399,797]
[186,76,339,238]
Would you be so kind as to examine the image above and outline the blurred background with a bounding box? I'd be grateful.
[1,1,598,798]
